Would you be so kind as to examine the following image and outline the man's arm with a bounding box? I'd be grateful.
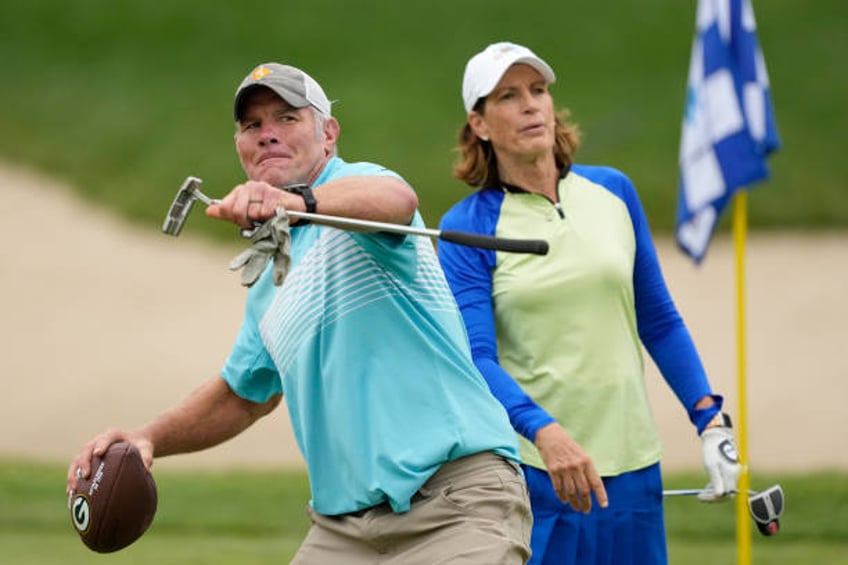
[139,376,281,459]
[66,376,280,493]
[308,175,418,224]
[207,176,418,229]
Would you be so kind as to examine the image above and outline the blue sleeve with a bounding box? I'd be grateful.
[438,193,555,442]
[614,174,722,432]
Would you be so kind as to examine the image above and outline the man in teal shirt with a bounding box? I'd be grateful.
[67,61,530,564]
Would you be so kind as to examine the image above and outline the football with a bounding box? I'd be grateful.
[69,441,158,553]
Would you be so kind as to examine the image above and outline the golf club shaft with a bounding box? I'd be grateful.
[662,488,757,497]
[182,185,548,255]
[284,210,549,255]
[194,191,216,207]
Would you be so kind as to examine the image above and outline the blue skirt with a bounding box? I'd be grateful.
[524,462,667,565]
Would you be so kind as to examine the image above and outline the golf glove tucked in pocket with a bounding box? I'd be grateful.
[228,208,291,287]
[699,424,741,502]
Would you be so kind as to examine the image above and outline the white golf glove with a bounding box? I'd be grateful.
[698,413,741,502]
[228,208,291,287]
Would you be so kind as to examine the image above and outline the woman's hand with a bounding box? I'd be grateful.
[535,422,609,513]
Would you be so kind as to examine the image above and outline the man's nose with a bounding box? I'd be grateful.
[259,124,279,145]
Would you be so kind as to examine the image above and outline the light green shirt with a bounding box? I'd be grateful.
[493,172,662,475]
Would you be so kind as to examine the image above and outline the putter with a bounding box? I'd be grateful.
[162,176,216,236]
[163,176,550,255]
[663,484,784,537]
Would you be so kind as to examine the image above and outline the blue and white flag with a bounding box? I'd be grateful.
[676,0,780,263]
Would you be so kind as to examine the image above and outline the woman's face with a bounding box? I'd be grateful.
[470,64,556,162]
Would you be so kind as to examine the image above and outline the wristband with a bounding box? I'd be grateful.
[284,183,317,213]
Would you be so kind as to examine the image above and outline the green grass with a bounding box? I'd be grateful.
[1,460,309,564]
[2,460,847,564]
[0,0,845,243]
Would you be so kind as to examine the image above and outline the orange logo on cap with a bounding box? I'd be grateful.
[251,66,271,80]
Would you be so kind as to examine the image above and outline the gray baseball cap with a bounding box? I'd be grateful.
[234,62,332,120]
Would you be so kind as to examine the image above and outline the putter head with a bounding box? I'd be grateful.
[162,176,204,236]
[748,484,784,537]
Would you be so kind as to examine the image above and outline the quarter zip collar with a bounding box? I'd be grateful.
[498,165,570,219]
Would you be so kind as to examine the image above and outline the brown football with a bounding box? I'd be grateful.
[69,441,157,553]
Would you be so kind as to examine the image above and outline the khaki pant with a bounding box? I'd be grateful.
[291,452,532,564]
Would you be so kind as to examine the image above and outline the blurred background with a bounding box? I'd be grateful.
[1,1,846,562]
[1,0,845,234]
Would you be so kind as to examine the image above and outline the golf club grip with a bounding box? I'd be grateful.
[439,230,549,255]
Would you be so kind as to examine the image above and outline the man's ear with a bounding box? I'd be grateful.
[323,117,340,151]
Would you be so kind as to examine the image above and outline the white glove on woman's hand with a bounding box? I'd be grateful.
[699,422,741,502]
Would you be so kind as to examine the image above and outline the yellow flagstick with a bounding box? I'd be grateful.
[733,191,752,564]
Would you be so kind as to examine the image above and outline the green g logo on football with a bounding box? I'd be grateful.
[71,494,91,533]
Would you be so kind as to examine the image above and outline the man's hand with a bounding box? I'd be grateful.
[66,430,153,496]
[206,180,304,229]
[699,423,741,502]
[535,422,609,513]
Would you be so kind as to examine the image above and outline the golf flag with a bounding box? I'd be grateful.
[676,0,780,263]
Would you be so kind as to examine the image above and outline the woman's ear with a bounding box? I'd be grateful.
[467,112,489,142]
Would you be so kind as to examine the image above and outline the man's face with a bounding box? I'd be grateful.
[235,87,338,187]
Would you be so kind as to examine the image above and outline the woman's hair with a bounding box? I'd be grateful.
[453,106,582,188]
